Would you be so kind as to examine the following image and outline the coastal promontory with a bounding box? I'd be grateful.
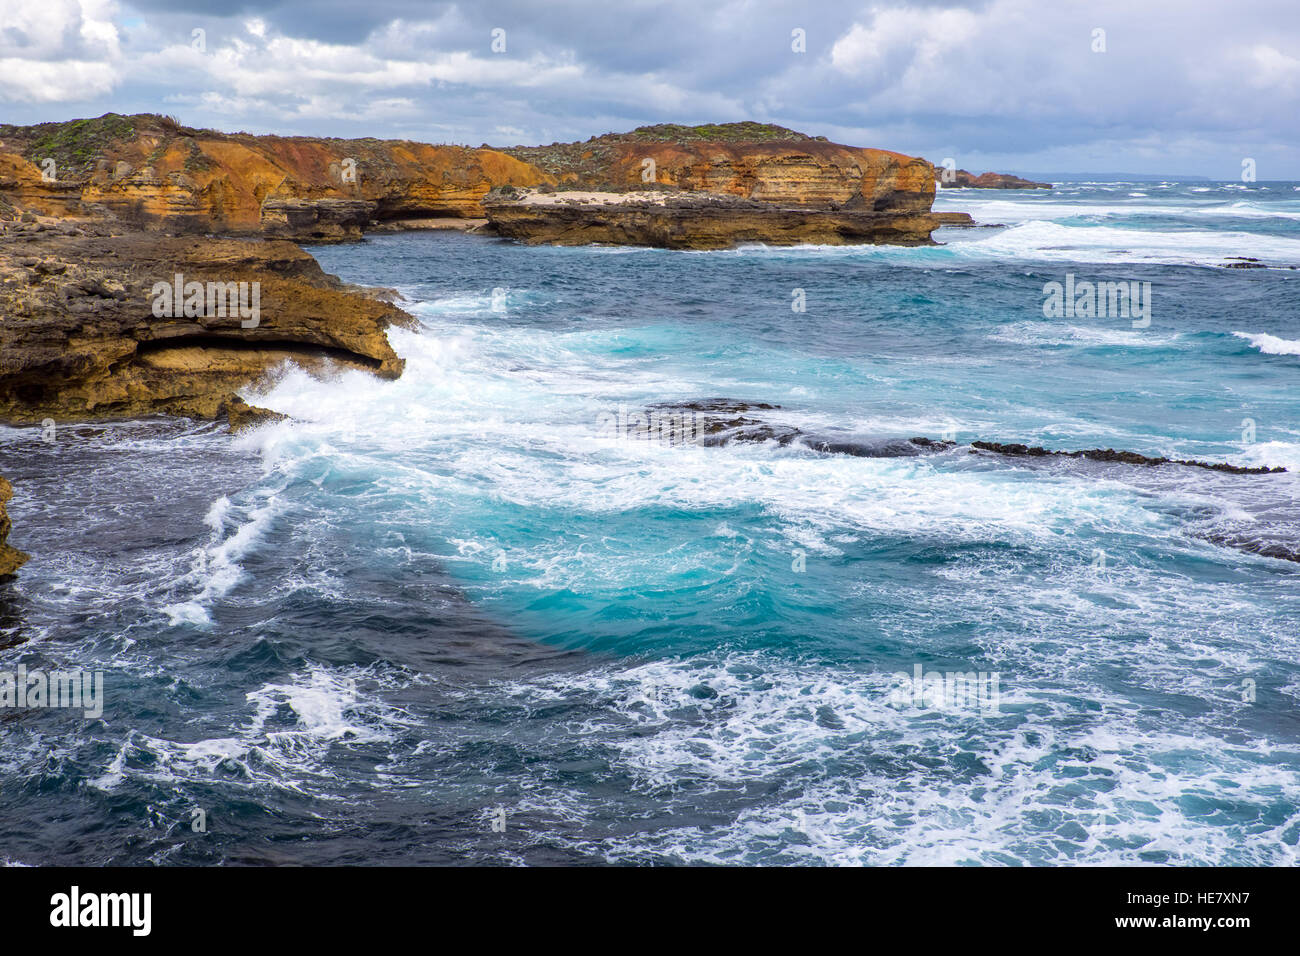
[0,220,413,424]
[0,113,551,240]
[488,123,940,247]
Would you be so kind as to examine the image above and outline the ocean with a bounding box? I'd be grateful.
[2,181,1298,865]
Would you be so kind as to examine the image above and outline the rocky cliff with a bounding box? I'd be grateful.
[0,476,27,579]
[493,123,938,248]
[484,188,938,249]
[505,123,936,212]
[0,116,943,246]
[0,114,552,239]
[936,167,1051,189]
[0,219,414,424]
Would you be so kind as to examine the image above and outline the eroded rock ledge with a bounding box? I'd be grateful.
[0,476,27,579]
[639,402,1286,473]
[967,441,1285,475]
[936,168,1052,189]
[0,219,414,423]
[633,401,1294,564]
[483,188,939,250]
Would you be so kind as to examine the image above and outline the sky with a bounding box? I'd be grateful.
[0,0,1297,178]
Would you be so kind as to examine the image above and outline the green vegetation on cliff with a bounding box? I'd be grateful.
[0,113,217,180]
[591,122,822,144]
[1,113,139,179]
[501,122,826,184]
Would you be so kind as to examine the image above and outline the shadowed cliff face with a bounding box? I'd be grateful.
[0,114,553,239]
[0,220,415,424]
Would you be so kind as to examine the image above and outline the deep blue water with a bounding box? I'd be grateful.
[2,182,1299,865]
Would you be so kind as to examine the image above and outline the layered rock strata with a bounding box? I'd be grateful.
[483,188,939,249]
[506,125,936,210]
[936,168,1051,189]
[0,114,551,239]
[0,220,414,423]
[496,124,939,246]
[0,117,945,247]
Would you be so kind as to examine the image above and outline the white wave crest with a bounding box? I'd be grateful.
[1233,331,1300,356]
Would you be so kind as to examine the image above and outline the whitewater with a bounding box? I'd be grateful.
[1,181,1298,865]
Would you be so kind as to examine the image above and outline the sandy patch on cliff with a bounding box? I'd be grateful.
[510,190,687,207]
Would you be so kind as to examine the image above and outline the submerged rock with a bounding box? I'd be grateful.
[970,440,1286,474]
[629,401,954,456]
[629,403,1288,477]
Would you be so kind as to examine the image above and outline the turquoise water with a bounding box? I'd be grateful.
[1,182,1298,865]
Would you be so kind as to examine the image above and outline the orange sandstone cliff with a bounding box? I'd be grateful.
[504,123,935,213]
[0,114,553,239]
[493,123,939,248]
[0,116,941,246]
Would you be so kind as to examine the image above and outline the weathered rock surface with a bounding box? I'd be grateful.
[936,167,1052,189]
[504,123,936,216]
[0,476,27,578]
[0,114,552,239]
[632,402,1290,476]
[483,188,939,250]
[0,220,414,423]
[495,122,940,247]
[969,440,1285,474]
[259,197,377,241]
[1,116,942,246]
[934,211,978,227]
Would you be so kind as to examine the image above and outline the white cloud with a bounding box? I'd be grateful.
[1245,43,1300,92]
[831,6,978,76]
[0,0,122,102]
[0,57,118,102]
[0,0,1295,175]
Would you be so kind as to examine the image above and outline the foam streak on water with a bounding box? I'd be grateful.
[1,181,1298,866]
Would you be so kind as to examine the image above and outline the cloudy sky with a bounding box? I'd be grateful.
[1,0,1297,177]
